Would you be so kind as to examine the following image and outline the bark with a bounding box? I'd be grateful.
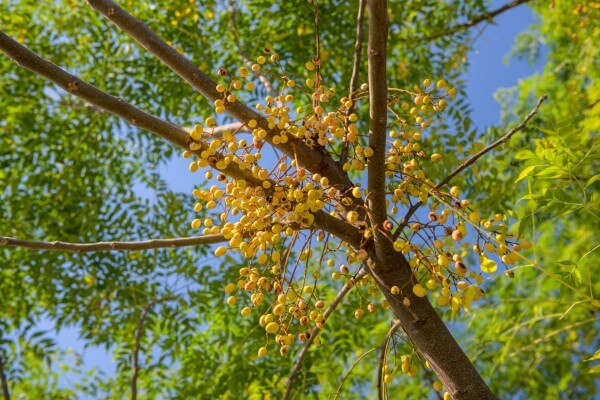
[365,0,496,398]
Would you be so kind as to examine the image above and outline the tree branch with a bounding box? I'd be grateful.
[394,95,547,240]
[132,303,152,400]
[0,352,10,400]
[366,0,394,264]
[0,30,258,185]
[0,214,360,256]
[340,0,367,166]
[0,235,227,253]
[377,320,402,400]
[283,268,367,400]
[86,0,354,191]
[405,0,531,42]
[437,95,547,188]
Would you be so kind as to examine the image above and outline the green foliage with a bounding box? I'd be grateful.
[0,0,597,399]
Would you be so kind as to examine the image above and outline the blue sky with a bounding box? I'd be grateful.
[46,0,547,386]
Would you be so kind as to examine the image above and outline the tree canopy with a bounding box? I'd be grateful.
[0,0,598,399]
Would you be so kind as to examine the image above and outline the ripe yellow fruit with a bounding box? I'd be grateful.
[433,381,443,391]
[224,283,235,293]
[391,286,400,295]
[265,322,279,334]
[480,257,498,273]
[450,186,461,197]
[241,307,251,317]
[258,346,267,357]
[412,284,426,297]
[191,219,201,229]
[431,153,442,162]
[346,211,359,223]
[226,296,237,305]
[468,212,480,224]
[354,308,364,319]
[215,246,227,257]
[352,187,362,198]
[451,229,463,241]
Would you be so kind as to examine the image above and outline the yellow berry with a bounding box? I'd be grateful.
[215,246,227,257]
[258,346,267,357]
[431,153,442,162]
[265,322,279,334]
[412,284,426,297]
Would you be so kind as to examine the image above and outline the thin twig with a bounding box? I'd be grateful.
[340,0,367,166]
[377,320,402,400]
[131,303,153,400]
[393,95,547,240]
[0,235,227,253]
[404,0,531,42]
[437,95,547,187]
[0,352,10,400]
[283,268,367,400]
[332,347,378,399]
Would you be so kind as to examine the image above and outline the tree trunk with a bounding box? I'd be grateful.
[368,250,496,400]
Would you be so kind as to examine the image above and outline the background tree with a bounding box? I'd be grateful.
[0,0,597,399]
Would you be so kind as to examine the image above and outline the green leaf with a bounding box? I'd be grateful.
[585,174,600,189]
[585,350,600,362]
[515,165,539,182]
[515,150,537,160]
[587,365,600,375]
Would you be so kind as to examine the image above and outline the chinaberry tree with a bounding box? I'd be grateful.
[0,0,597,399]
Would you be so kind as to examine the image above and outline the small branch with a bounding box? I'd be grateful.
[332,347,378,400]
[377,320,402,400]
[340,0,366,166]
[0,352,10,400]
[437,95,547,188]
[187,122,250,138]
[131,303,153,400]
[0,235,227,253]
[405,0,531,42]
[283,268,367,400]
[393,95,547,240]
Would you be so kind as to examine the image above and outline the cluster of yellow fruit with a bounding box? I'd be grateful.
[181,53,529,358]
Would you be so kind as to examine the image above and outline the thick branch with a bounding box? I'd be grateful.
[0,235,227,253]
[361,1,496,398]
[283,268,367,400]
[0,30,257,185]
[406,0,531,42]
[340,0,367,165]
[366,0,394,265]
[86,0,353,191]
[377,320,402,400]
